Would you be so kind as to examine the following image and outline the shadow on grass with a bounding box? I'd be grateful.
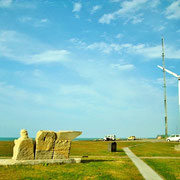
[116,149,124,152]
[82,159,114,163]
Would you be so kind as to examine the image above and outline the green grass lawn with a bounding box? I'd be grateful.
[144,159,180,180]
[0,141,14,157]
[130,142,180,157]
[0,157,144,180]
[0,140,179,179]
[0,140,143,157]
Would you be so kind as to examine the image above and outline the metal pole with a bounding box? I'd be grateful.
[162,37,168,136]
[178,78,180,133]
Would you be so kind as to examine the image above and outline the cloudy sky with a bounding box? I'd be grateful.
[0,0,180,138]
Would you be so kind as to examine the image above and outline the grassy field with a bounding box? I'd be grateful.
[0,157,144,180]
[0,141,14,157]
[130,142,180,157]
[0,140,179,179]
[144,159,180,180]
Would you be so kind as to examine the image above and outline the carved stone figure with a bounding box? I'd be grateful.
[35,131,56,159]
[53,131,82,159]
[12,129,34,160]
[12,129,82,160]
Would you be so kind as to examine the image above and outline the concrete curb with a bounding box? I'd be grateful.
[0,158,81,166]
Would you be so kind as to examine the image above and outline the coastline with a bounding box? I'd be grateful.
[0,137,100,141]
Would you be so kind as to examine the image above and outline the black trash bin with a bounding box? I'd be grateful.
[108,142,117,152]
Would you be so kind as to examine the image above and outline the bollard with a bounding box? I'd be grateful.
[108,142,117,152]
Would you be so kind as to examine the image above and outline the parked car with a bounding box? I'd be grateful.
[104,135,116,141]
[166,134,180,142]
[128,136,136,140]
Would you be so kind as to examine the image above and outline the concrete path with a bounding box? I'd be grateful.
[123,147,163,180]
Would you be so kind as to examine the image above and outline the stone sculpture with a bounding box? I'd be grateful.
[35,130,82,160]
[53,140,71,159]
[12,129,34,160]
[12,129,82,160]
[35,131,56,159]
[53,131,82,159]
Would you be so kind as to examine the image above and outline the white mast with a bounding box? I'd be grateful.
[161,37,168,136]
[158,65,180,133]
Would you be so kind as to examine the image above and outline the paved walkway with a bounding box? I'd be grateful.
[123,147,163,180]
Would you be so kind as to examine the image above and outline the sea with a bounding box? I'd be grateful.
[0,137,100,141]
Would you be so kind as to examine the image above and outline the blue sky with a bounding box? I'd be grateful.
[0,0,180,138]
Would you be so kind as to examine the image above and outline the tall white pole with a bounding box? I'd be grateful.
[178,78,180,133]
[178,79,180,105]
[162,37,168,136]
[157,65,180,133]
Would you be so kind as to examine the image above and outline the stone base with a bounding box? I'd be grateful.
[0,158,81,166]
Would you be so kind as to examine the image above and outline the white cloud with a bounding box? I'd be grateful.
[72,2,82,12]
[0,30,70,64]
[156,77,177,87]
[91,5,101,14]
[40,19,48,23]
[59,85,98,96]
[99,0,147,24]
[19,16,32,23]
[111,64,135,71]
[110,0,121,2]
[86,42,131,54]
[74,14,80,19]
[116,33,123,39]
[0,0,12,8]
[32,69,42,77]
[128,44,180,59]
[154,26,165,32]
[99,13,115,24]
[27,50,69,64]
[0,0,36,9]
[19,17,48,27]
[0,81,50,107]
[149,0,160,8]
[70,38,86,47]
[131,14,144,24]
[78,40,180,59]
[166,0,180,19]
[87,42,115,53]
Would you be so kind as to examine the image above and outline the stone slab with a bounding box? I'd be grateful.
[57,131,82,141]
[53,140,71,159]
[35,131,56,159]
[12,138,34,160]
[0,158,81,166]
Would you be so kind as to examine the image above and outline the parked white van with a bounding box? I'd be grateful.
[166,134,180,142]
[104,135,116,141]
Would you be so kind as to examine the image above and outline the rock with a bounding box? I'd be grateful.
[53,131,82,159]
[53,140,71,159]
[56,131,82,141]
[12,129,34,160]
[35,131,56,159]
